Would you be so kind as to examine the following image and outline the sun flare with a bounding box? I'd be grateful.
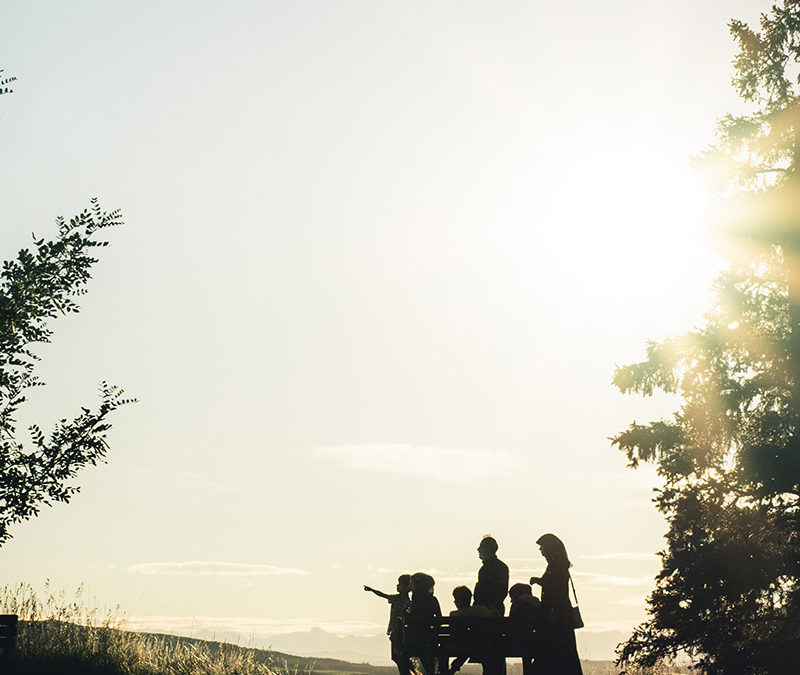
[539,145,718,310]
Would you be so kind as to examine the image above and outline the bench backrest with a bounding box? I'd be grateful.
[402,616,538,657]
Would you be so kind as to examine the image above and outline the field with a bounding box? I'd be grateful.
[0,584,688,675]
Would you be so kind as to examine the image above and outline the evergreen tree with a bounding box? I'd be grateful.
[613,3,800,672]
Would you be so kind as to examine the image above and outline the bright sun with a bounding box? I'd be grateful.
[538,144,720,314]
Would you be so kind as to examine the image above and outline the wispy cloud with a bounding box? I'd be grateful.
[374,564,544,586]
[572,571,653,587]
[116,465,252,495]
[581,552,659,561]
[371,567,398,576]
[311,444,513,481]
[127,562,310,577]
[373,564,654,590]
[418,569,477,585]
[615,595,648,607]
[594,469,661,493]
[368,567,479,585]
[125,615,382,638]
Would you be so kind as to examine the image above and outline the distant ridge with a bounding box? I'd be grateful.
[131,629,691,675]
[109,627,686,675]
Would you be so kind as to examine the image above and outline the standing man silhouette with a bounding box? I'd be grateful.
[474,535,509,675]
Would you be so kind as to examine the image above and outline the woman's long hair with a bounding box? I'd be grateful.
[536,533,572,568]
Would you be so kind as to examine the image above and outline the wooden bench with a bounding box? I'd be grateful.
[399,616,539,675]
[0,614,18,658]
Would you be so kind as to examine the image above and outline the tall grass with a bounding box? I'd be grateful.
[0,583,286,675]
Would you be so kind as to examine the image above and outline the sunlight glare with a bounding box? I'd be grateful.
[538,145,719,315]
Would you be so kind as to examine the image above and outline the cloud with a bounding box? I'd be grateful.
[615,595,648,607]
[594,469,661,492]
[418,569,477,585]
[581,552,659,561]
[580,620,639,633]
[378,564,654,590]
[116,465,252,495]
[125,615,382,638]
[127,562,310,577]
[366,565,477,583]
[572,571,653,587]
[310,444,513,481]
[368,567,484,586]
[371,567,398,576]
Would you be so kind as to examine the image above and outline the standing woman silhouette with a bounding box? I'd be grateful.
[529,534,583,675]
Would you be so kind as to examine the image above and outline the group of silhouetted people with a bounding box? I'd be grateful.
[365,534,582,675]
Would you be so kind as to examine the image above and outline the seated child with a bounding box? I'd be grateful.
[508,583,542,675]
[448,586,495,675]
[508,583,542,621]
[450,585,496,617]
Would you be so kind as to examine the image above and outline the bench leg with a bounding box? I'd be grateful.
[521,657,534,675]
[480,657,506,675]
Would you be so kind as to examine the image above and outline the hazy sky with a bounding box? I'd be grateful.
[0,0,769,662]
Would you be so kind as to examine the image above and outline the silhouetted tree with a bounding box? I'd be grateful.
[613,3,800,672]
[0,74,133,546]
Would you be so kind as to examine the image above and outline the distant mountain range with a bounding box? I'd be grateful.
[135,629,632,675]
[185,627,393,666]
[134,630,684,675]
[180,626,631,666]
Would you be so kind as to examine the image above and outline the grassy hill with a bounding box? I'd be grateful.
[118,628,401,675]
[0,620,690,675]
[0,582,686,675]
[3,619,396,675]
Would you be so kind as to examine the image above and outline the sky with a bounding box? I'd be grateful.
[0,0,771,663]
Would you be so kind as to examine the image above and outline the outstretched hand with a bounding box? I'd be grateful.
[364,585,374,592]
[529,576,542,585]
